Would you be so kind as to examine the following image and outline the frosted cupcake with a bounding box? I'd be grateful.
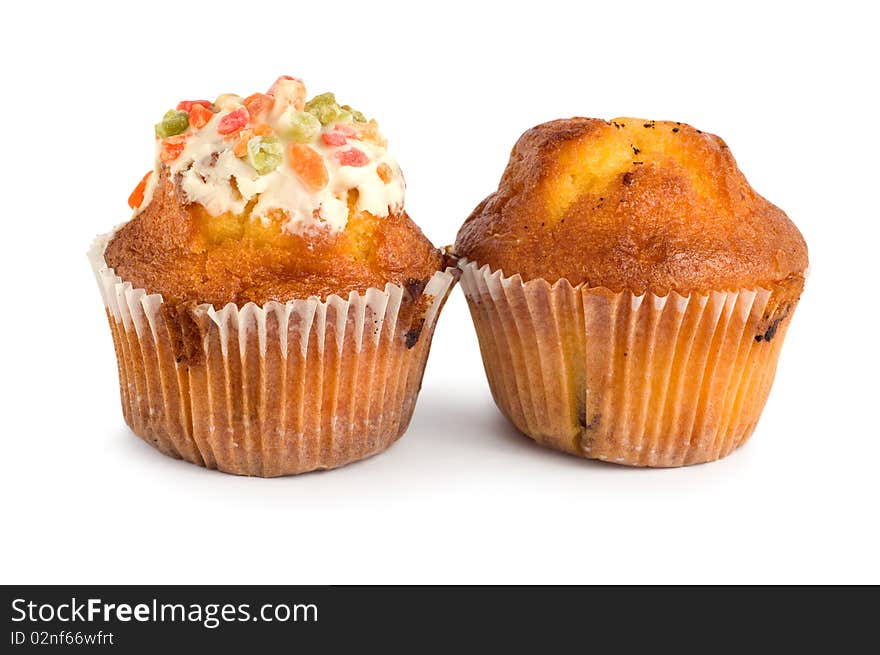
[91,76,455,476]
[455,118,808,466]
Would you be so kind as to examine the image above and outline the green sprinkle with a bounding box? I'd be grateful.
[279,110,321,143]
[305,92,336,110]
[341,104,366,123]
[247,136,283,175]
[154,109,189,138]
[304,92,347,125]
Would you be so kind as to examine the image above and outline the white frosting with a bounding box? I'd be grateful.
[137,86,405,234]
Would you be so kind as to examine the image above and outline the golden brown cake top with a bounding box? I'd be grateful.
[455,118,808,293]
[106,170,443,307]
[106,76,443,307]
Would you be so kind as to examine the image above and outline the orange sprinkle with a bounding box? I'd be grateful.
[287,143,328,190]
[355,119,386,147]
[189,103,213,129]
[127,170,153,209]
[160,135,187,163]
[376,162,393,184]
[243,93,274,120]
[233,129,254,158]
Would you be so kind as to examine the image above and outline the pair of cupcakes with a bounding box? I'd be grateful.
[90,77,807,475]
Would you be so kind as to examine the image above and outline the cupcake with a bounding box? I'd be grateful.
[455,118,807,466]
[90,76,456,476]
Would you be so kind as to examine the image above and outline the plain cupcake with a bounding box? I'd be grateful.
[455,117,807,466]
[91,76,456,476]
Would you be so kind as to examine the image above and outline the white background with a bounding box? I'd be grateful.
[1,0,877,584]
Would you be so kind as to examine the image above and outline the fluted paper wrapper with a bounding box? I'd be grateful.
[89,235,455,476]
[459,260,800,467]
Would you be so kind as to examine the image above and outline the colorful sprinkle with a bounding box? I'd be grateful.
[341,104,366,123]
[155,109,189,138]
[336,148,368,167]
[127,170,153,209]
[321,131,348,146]
[176,99,212,113]
[305,92,347,125]
[334,124,357,138]
[271,78,307,113]
[217,107,249,135]
[354,120,387,147]
[287,143,328,190]
[248,136,283,175]
[214,93,243,111]
[233,129,254,158]
[188,103,213,129]
[243,93,274,120]
[279,110,321,143]
[376,162,393,184]
[159,135,188,162]
[267,75,299,96]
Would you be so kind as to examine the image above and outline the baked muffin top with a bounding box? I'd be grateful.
[455,118,808,294]
[105,76,442,307]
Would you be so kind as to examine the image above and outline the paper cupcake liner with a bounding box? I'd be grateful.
[89,234,456,476]
[458,259,802,467]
